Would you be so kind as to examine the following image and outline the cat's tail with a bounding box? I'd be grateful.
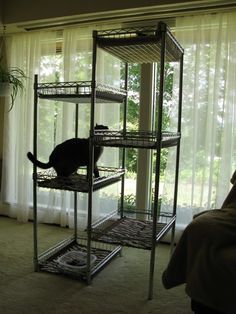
[27,152,52,169]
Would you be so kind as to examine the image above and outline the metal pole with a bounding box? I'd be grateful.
[74,100,79,241]
[33,74,39,271]
[86,30,97,284]
[148,29,166,300]
[120,62,128,219]
[170,52,184,254]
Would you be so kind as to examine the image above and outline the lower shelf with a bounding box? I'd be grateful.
[91,214,176,250]
[37,237,122,280]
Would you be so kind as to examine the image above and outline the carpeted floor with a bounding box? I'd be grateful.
[0,216,191,314]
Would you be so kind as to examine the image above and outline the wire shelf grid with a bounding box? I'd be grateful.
[36,81,127,103]
[36,167,125,192]
[95,22,184,63]
[94,130,180,149]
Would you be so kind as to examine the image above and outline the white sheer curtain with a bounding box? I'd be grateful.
[164,11,236,228]
[0,25,121,228]
[0,31,57,221]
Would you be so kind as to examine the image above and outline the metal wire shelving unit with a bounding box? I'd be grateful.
[90,21,184,299]
[31,21,183,297]
[32,79,126,283]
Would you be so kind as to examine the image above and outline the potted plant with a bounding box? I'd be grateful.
[0,62,27,111]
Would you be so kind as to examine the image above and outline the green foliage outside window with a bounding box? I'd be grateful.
[120,62,175,177]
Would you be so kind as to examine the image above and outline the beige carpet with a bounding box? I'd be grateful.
[0,216,191,314]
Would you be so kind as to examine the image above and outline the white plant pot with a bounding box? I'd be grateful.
[0,82,12,97]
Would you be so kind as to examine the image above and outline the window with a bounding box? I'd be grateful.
[2,12,236,230]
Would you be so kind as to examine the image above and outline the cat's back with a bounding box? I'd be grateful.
[51,138,88,156]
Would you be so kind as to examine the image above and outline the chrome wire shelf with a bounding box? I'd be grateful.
[37,81,127,104]
[36,167,125,192]
[38,237,122,280]
[95,22,184,63]
[94,130,180,149]
[91,213,176,250]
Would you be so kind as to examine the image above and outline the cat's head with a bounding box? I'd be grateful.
[95,123,109,130]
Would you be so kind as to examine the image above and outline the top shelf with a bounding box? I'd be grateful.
[95,22,184,63]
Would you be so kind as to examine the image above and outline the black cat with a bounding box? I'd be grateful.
[27,124,108,178]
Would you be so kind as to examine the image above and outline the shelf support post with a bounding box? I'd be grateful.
[33,74,39,271]
[148,28,166,300]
